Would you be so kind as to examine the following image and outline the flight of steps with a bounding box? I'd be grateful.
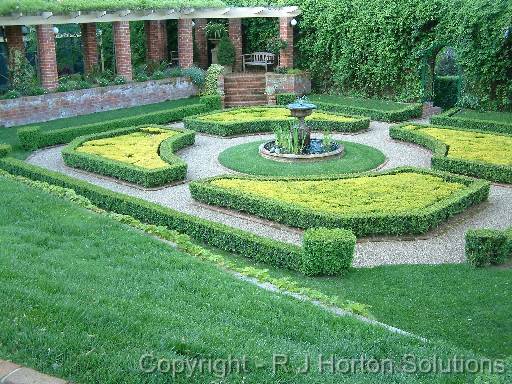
[223,73,268,108]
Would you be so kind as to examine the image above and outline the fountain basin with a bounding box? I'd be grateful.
[259,139,345,162]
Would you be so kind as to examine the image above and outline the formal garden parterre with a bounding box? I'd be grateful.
[0,1,511,383]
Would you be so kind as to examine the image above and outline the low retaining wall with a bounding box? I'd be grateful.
[0,77,197,127]
[266,73,311,96]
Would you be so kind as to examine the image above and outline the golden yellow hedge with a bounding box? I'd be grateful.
[211,172,464,215]
[197,108,357,123]
[76,127,177,169]
[407,126,512,166]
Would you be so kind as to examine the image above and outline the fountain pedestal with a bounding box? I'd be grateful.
[287,100,317,149]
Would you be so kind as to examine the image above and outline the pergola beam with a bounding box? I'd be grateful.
[0,7,301,26]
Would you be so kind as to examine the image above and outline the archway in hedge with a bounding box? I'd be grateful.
[421,43,462,109]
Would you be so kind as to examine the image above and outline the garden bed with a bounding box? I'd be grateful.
[62,126,194,188]
[277,94,423,122]
[189,167,490,237]
[431,107,512,134]
[390,124,512,183]
[183,107,370,136]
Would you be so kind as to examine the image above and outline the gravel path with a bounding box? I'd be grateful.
[26,121,512,267]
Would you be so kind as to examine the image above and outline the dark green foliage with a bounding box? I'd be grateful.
[390,124,512,183]
[433,76,460,109]
[298,95,423,122]
[199,94,223,110]
[0,158,305,273]
[184,107,370,136]
[275,93,297,105]
[62,126,194,188]
[302,228,356,276]
[217,36,236,66]
[431,108,512,134]
[17,100,214,150]
[295,0,512,110]
[242,18,279,54]
[465,229,510,267]
[189,168,490,237]
[0,144,11,158]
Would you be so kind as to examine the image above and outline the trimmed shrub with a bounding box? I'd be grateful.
[62,126,194,188]
[190,167,490,237]
[390,124,512,184]
[184,107,370,136]
[17,98,218,150]
[465,229,509,267]
[0,144,12,158]
[431,108,512,135]
[302,228,356,276]
[276,93,297,105]
[200,95,223,110]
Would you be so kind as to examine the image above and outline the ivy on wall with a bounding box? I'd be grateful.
[293,0,512,110]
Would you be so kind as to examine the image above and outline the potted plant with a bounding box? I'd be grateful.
[217,36,236,74]
[204,22,228,65]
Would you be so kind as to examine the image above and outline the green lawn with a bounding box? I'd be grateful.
[309,95,411,111]
[0,97,199,159]
[217,251,512,359]
[455,109,512,123]
[218,140,386,176]
[1,174,492,383]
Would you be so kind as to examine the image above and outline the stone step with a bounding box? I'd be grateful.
[224,95,267,102]
[224,82,266,88]
[224,89,266,96]
[225,100,268,107]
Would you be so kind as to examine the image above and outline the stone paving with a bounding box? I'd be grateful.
[0,360,69,384]
[27,121,512,267]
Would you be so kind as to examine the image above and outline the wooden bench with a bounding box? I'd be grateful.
[242,52,275,72]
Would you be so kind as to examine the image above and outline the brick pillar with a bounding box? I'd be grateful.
[113,21,133,81]
[178,19,194,69]
[36,24,58,90]
[145,20,165,63]
[80,23,98,73]
[279,17,294,68]
[195,19,208,69]
[5,26,25,80]
[229,18,243,72]
[5,25,25,54]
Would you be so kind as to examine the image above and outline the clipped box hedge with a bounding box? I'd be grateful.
[183,107,370,136]
[465,228,512,267]
[62,125,195,188]
[17,97,221,150]
[303,228,356,276]
[431,108,512,135]
[0,144,12,158]
[390,124,512,184]
[189,167,490,237]
[276,93,423,122]
[0,158,354,276]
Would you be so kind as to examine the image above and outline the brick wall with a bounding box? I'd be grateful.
[229,18,243,72]
[0,77,197,127]
[36,24,59,90]
[195,19,208,69]
[178,19,193,69]
[81,23,98,73]
[113,21,133,81]
[279,17,294,68]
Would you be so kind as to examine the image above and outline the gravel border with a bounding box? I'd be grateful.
[26,121,512,268]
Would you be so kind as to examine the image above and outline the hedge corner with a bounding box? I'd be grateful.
[465,229,508,267]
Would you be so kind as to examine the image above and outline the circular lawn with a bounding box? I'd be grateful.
[218,140,386,177]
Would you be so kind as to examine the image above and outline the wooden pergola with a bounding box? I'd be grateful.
[1,5,301,89]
